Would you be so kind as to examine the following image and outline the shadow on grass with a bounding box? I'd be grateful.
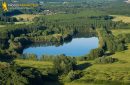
[43,73,64,85]
[0,54,14,63]
[105,52,114,56]
[76,62,92,70]
[125,45,128,50]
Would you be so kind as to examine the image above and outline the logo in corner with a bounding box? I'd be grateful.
[2,2,8,11]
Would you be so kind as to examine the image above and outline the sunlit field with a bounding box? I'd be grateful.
[112,29,130,36]
[112,15,130,23]
[15,60,53,69]
[13,14,40,21]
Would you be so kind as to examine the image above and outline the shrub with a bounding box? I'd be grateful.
[53,55,77,74]
[94,57,118,64]
[21,54,37,61]
[87,48,104,60]
[64,70,83,82]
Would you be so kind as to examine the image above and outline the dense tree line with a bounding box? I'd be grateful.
[0,12,18,24]
[0,24,45,39]
[87,48,104,60]
[98,28,125,53]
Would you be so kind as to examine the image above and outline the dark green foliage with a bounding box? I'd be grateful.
[0,24,45,40]
[0,62,47,85]
[94,57,118,64]
[14,37,32,45]
[116,43,125,52]
[87,48,104,60]
[19,67,44,85]
[0,50,14,62]
[0,64,28,85]
[21,54,37,61]
[0,15,18,24]
[117,34,130,43]
[53,55,77,74]
[0,39,8,49]
[40,55,56,61]
[98,28,125,53]
[33,11,117,34]
[65,70,83,82]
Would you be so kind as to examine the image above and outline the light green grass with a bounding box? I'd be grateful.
[15,60,53,69]
[112,15,130,23]
[13,14,40,21]
[13,14,40,24]
[14,21,33,24]
[112,29,130,36]
[0,25,5,27]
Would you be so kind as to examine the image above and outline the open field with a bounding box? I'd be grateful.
[112,15,130,23]
[14,21,33,24]
[112,29,130,36]
[0,25,5,28]
[13,14,40,21]
[15,60,53,69]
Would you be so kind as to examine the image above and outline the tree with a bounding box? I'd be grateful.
[88,48,104,60]
[53,55,76,74]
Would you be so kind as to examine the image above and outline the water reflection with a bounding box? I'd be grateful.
[23,37,99,57]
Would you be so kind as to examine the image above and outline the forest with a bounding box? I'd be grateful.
[1,0,130,85]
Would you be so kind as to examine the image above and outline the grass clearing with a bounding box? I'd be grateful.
[0,25,5,28]
[14,21,33,24]
[13,14,40,21]
[112,29,130,36]
[112,15,130,23]
[15,59,53,69]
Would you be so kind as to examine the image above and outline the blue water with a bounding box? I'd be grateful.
[23,37,99,57]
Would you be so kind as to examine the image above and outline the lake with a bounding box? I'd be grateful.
[23,37,99,57]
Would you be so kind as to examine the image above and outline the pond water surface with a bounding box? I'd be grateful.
[23,37,99,57]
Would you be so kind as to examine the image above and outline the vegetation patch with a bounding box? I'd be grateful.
[112,15,130,23]
[13,14,40,21]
